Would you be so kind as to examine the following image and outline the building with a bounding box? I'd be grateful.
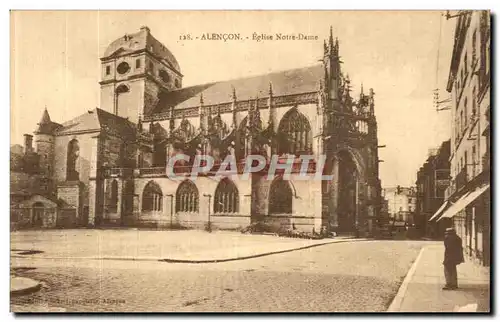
[10,135,62,230]
[383,186,417,225]
[431,11,490,266]
[416,140,451,238]
[11,26,381,236]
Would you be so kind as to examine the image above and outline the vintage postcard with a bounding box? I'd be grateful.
[10,10,490,313]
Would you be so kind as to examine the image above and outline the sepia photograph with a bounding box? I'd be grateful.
[9,10,491,313]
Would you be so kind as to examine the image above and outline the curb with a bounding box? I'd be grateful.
[10,277,42,297]
[160,240,344,263]
[12,238,370,264]
[387,246,426,312]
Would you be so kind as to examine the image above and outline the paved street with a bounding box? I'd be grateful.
[11,229,330,261]
[11,239,425,312]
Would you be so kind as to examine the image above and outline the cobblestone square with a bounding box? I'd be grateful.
[11,238,425,312]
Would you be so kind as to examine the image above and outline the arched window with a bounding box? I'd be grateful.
[116,84,129,94]
[159,69,169,83]
[214,178,239,214]
[210,115,230,139]
[115,84,130,116]
[66,139,79,181]
[277,109,312,155]
[175,180,199,213]
[269,177,293,214]
[142,181,163,212]
[109,180,119,213]
[236,116,263,160]
[173,119,196,143]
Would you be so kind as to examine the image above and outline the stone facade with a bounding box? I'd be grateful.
[443,11,490,266]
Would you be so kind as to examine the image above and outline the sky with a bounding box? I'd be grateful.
[10,10,456,188]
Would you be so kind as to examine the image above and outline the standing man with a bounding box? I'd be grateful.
[443,227,465,290]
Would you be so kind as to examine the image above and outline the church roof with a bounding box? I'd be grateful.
[102,26,181,74]
[55,108,136,137]
[152,64,323,113]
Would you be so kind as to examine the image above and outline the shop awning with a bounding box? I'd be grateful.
[437,184,490,221]
[428,200,449,221]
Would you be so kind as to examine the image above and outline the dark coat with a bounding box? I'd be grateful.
[443,233,464,266]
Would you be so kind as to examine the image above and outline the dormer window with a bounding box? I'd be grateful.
[159,70,169,83]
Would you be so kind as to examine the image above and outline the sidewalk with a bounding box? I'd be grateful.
[160,237,364,263]
[388,244,490,312]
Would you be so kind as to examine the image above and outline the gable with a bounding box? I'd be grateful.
[19,194,57,208]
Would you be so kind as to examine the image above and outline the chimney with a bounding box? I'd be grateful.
[23,134,33,154]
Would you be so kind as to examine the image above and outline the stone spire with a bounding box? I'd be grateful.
[199,93,207,135]
[369,88,375,115]
[267,82,273,126]
[39,107,51,124]
[168,106,175,135]
[329,26,334,52]
[137,115,143,132]
[231,86,237,129]
[35,107,55,135]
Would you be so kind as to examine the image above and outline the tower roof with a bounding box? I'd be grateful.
[39,107,51,124]
[35,108,61,135]
[102,26,181,74]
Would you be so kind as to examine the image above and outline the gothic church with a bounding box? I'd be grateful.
[13,26,381,236]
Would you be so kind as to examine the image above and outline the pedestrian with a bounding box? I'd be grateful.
[443,227,464,290]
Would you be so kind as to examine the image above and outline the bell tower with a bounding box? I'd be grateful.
[99,26,183,124]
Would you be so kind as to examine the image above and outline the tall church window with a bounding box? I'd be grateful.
[66,139,80,181]
[114,84,130,116]
[109,180,119,213]
[175,180,199,213]
[236,116,263,160]
[269,177,293,214]
[277,109,312,155]
[142,181,163,212]
[210,115,230,140]
[214,178,239,214]
[136,59,141,69]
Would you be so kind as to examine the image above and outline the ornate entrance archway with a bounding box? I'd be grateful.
[337,150,359,233]
[322,147,367,234]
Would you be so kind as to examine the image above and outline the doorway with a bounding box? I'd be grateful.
[32,202,44,228]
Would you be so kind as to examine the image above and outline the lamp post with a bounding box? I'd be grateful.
[203,193,212,232]
[166,194,174,228]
